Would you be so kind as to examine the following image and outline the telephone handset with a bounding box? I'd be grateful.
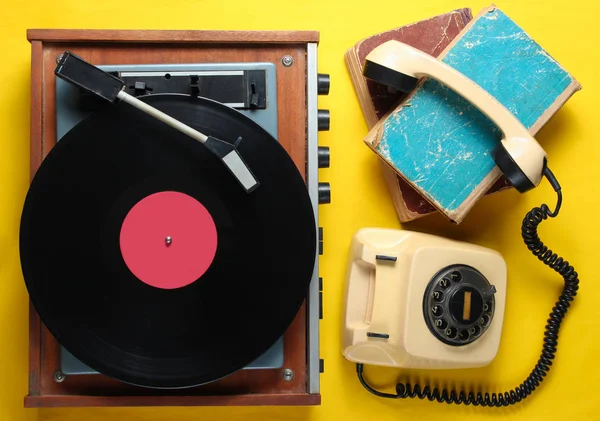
[342,41,580,407]
[362,40,546,193]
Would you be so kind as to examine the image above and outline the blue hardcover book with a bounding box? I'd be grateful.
[364,6,581,223]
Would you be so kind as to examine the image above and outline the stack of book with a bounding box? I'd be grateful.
[346,5,581,223]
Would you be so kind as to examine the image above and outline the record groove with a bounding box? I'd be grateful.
[20,95,316,388]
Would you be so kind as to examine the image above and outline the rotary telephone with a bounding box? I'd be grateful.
[341,41,579,407]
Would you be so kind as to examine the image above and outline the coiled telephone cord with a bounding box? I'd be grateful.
[357,167,579,407]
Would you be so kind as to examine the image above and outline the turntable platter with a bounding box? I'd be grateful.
[19,94,317,389]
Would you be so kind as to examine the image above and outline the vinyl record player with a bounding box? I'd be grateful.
[24,29,330,407]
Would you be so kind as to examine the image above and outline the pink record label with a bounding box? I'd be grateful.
[119,191,218,289]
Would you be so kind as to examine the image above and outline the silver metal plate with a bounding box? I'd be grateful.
[306,42,321,394]
[55,62,285,375]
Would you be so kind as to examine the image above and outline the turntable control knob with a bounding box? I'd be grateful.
[318,147,330,168]
[318,110,330,131]
[317,74,330,95]
[318,182,331,204]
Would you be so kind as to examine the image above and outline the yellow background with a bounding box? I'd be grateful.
[0,0,597,420]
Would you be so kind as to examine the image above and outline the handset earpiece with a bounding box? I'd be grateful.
[363,40,546,193]
[490,138,544,193]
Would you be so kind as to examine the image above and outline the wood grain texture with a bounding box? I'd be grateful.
[27,35,315,407]
[364,6,581,223]
[27,40,43,399]
[25,393,320,408]
[27,299,41,397]
[27,29,319,44]
[29,41,43,181]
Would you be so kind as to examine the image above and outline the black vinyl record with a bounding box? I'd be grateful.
[19,95,317,388]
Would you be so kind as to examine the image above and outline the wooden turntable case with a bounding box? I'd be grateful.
[26,29,322,408]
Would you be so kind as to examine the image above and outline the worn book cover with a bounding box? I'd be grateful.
[363,5,582,223]
[346,8,511,222]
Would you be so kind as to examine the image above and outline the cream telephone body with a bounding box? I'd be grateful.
[342,228,507,369]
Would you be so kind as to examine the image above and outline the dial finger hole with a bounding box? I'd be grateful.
[469,325,481,336]
[484,301,492,313]
[431,305,443,317]
[445,327,458,339]
[435,318,448,330]
[450,271,462,282]
[439,277,451,289]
